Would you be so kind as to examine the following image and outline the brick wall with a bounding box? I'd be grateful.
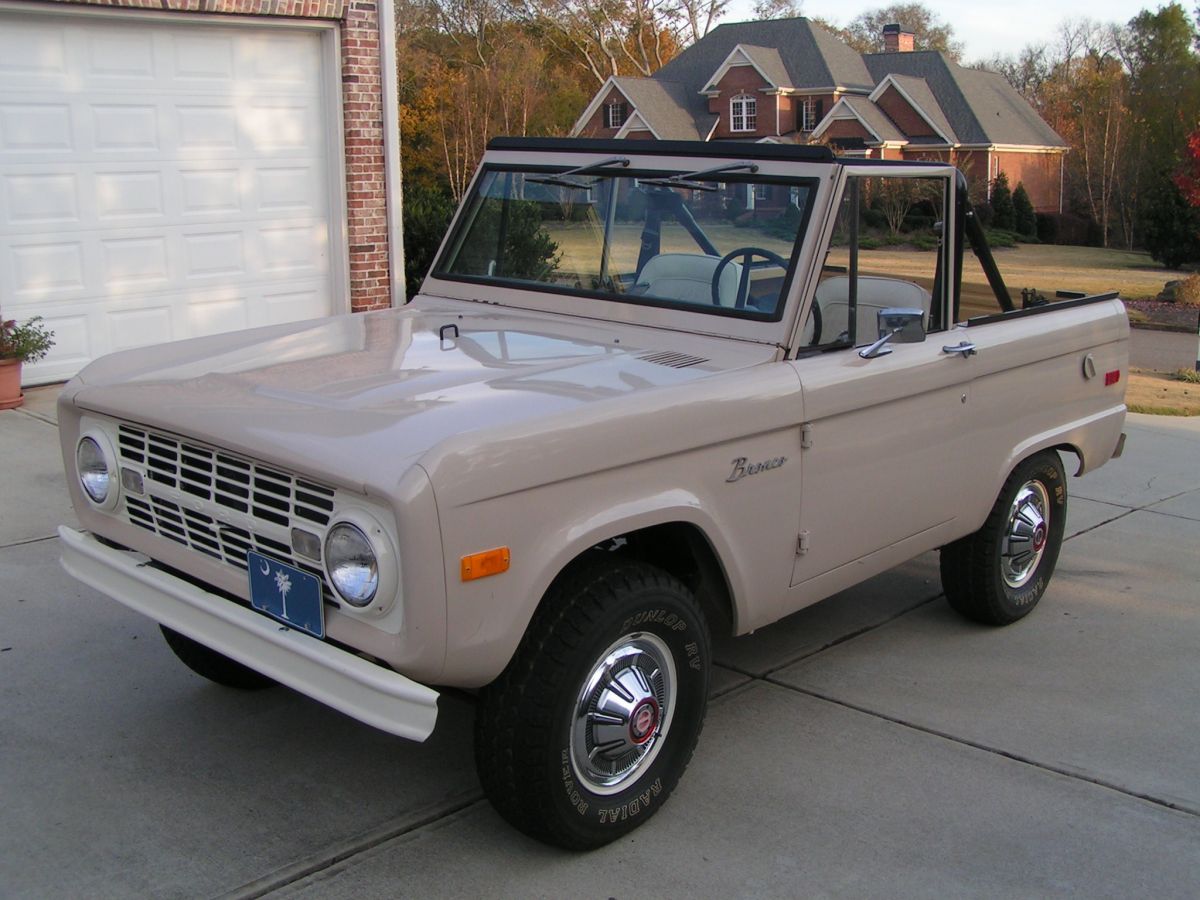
[43,0,392,312]
[578,87,631,138]
[875,86,936,138]
[995,151,1065,213]
[707,66,775,139]
[820,118,872,142]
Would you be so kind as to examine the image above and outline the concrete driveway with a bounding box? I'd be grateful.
[2,388,1198,898]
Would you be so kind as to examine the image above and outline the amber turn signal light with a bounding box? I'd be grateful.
[461,547,511,581]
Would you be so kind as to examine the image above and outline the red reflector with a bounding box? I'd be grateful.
[1105,370,1120,386]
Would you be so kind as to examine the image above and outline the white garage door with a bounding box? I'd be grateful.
[0,10,344,385]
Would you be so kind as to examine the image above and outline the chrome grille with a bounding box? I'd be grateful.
[115,423,337,603]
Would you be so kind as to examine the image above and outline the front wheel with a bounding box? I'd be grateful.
[160,626,275,690]
[941,451,1067,625]
[474,560,711,849]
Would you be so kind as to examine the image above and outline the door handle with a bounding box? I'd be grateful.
[942,341,977,358]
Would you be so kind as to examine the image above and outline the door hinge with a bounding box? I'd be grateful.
[801,422,813,449]
[796,531,810,555]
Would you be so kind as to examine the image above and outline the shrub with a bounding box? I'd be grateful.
[402,182,456,298]
[1142,178,1200,269]
[1013,183,1037,237]
[0,317,55,363]
[1174,274,1200,306]
[990,173,1015,231]
[984,229,1017,248]
[1035,212,1058,244]
[1174,367,1200,383]
[862,207,889,230]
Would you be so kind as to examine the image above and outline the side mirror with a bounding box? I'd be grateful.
[878,308,926,343]
[859,308,927,360]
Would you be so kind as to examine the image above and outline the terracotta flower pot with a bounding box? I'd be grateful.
[0,358,23,410]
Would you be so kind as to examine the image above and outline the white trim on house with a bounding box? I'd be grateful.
[615,110,662,140]
[379,0,404,306]
[702,44,784,93]
[730,93,758,133]
[868,75,954,145]
[809,98,885,143]
[569,76,633,136]
[956,143,1068,153]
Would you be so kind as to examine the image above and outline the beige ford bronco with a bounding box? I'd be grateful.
[58,138,1128,849]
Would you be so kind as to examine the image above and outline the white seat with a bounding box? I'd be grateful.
[635,253,743,308]
[809,275,930,343]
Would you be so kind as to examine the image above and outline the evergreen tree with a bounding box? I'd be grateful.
[1142,178,1200,269]
[990,173,1015,231]
[1012,182,1037,237]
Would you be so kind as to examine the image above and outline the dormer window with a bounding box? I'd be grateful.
[730,94,757,132]
[801,97,819,132]
[605,101,628,129]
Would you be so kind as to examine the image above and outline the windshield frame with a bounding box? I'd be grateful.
[422,147,835,345]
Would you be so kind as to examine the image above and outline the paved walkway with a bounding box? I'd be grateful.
[1130,325,1199,371]
[2,389,1198,898]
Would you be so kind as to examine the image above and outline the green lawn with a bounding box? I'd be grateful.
[545,220,1173,313]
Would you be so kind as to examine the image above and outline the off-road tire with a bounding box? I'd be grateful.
[160,626,276,690]
[941,451,1067,625]
[474,560,711,850]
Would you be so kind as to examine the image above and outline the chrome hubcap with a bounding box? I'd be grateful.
[570,632,675,795]
[1002,480,1051,589]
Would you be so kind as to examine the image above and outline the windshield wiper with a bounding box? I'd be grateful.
[639,161,760,191]
[527,156,630,190]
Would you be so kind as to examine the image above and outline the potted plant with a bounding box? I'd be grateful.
[0,316,55,410]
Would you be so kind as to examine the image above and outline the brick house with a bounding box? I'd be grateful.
[0,0,403,384]
[573,18,1066,214]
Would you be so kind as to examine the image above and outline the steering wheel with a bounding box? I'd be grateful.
[710,247,789,310]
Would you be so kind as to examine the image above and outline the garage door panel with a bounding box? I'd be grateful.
[1,11,342,385]
[109,305,173,351]
[0,102,73,153]
[0,19,68,80]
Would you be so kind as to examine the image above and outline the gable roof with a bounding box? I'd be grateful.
[660,17,875,94]
[572,17,1066,151]
[871,73,957,144]
[704,44,792,91]
[813,95,907,144]
[862,52,1065,147]
[615,77,715,141]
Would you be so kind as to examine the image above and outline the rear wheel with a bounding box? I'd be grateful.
[474,560,710,849]
[160,626,275,690]
[941,451,1066,625]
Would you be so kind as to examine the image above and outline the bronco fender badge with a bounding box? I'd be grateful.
[726,455,787,483]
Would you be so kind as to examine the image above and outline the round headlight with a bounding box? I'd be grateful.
[77,436,111,504]
[325,523,379,607]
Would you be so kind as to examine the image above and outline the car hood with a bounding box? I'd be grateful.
[69,297,778,495]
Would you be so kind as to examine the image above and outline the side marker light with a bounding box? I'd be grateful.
[1105,370,1121,386]
[461,547,511,582]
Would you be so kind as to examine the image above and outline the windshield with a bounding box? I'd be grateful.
[434,163,818,321]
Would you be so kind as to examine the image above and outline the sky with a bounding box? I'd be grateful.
[720,0,1173,61]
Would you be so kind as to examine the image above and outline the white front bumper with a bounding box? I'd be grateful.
[58,526,439,741]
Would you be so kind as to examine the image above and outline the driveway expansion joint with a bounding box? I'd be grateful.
[764,681,1200,820]
[218,792,485,900]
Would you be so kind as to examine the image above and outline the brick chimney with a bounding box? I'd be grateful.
[882,24,915,53]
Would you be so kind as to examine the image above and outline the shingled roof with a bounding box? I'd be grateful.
[576,16,1065,150]
[863,52,1066,147]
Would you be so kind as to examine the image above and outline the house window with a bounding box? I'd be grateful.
[801,98,819,132]
[730,94,757,132]
[754,184,770,202]
[605,101,627,129]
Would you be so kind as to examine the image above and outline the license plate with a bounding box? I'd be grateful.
[247,551,324,639]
